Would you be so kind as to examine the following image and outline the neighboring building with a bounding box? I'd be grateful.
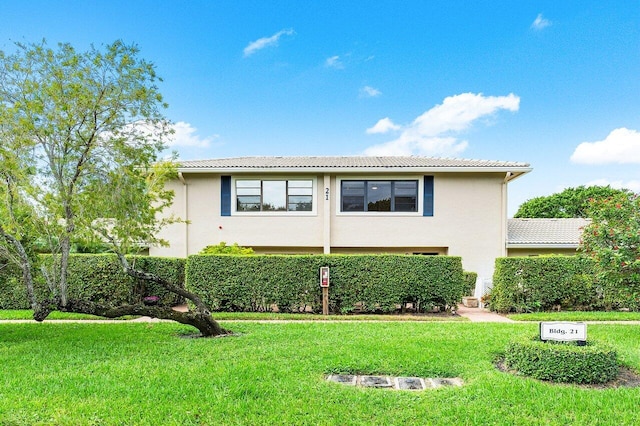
[151,156,531,282]
[506,218,590,257]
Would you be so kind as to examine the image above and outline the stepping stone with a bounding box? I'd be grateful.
[327,374,357,385]
[360,375,393,388]
[395,377,426,390]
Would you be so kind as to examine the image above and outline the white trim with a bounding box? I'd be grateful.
[506,243,579,249]
[335,175,424,217]
[231,175,318,216]
[181,166,531,174]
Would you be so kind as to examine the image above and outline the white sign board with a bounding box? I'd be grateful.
[540,322,587,342]
[319,267,330,288]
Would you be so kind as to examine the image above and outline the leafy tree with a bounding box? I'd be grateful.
[514,186,633,218]
[0,40,228,336]
[580,193,640,310]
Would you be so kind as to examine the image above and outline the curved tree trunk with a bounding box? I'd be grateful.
[111,252,230,337]
[62,299,230,337]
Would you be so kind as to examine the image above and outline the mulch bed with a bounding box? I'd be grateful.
[495,359,640,389]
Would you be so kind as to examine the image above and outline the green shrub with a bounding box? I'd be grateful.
[199,242,254,255]
[63,254,185,306]
[491,256,598,313]
[504,336,619,384]
[0,254,185,308]
[462,271,477,297]
[186,254,464,314]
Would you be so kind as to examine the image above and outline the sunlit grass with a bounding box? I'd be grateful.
[508,311,640,322]
[0,310,134,320]
[0,309,464,322]
[0,322,639,425]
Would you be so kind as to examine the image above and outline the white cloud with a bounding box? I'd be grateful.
[243,29,295,57]
[364,92,520,156]
[360,86,381,98]
[531,13,551,30]
[366,117,400,134]
[167,122,218,148]
[570,128,640,164]
[325,55,343,69]
[584,179,640,194]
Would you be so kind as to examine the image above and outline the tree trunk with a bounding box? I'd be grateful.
[58,234,71,308]
[112,252,230,337]
[62,299,230,337]
[0,226,37,310]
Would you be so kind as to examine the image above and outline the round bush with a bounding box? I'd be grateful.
[504,336,619,384]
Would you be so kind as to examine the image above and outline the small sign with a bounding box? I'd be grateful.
[319,267,330,288]
[540,322,587,342]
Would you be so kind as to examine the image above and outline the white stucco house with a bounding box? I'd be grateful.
[151,156,533,286]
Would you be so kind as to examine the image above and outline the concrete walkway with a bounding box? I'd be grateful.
[456,304,515,323]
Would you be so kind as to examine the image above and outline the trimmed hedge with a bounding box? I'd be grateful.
[186,254,464,314]
[463,271,478,297]
[0,262,37,309]
[504,336,619,384]
[491,256,598,313]
[0,254,185,309]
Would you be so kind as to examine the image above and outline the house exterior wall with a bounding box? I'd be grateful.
[151,171,508,279]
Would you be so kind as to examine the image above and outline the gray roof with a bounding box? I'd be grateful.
[179,156,530,174]
[507,218,591,248]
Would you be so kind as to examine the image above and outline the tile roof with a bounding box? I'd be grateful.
[179,156,530,170]
[507,218,591,247]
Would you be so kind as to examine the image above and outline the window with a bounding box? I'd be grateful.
[236,179,313,212]
[340,180,418,212]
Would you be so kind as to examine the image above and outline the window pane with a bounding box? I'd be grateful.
[393,181,417,212]
[236,187,261,196]
[342,181,364,211]
[288,187,312,196]
[288,180,312,188]
[394,197,417,211]
[237,196,261,211]
[236,180,260,188]
[262,181,286,211]
[288,195,313,211]
[367,181,391,211]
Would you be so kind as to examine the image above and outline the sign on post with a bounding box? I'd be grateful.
[319,267,329,315]
[319,267,330,288]
[540,322,587,344]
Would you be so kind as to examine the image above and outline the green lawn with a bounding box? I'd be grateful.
[508,311,640,322]
[1,322,639,425]
[0,310,464,322]
[0,310,128,321]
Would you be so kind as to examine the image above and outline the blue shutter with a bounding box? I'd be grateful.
[423,176,433,217]
[221,176,231,216]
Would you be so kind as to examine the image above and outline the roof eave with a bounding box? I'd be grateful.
[177,166,533,174]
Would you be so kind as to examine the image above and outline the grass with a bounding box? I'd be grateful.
[508,311,640,322]
[0,309,464,322]
[0,322,639,425]
[0,310,134,321]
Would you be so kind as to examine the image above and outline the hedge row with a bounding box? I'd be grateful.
[504,336,619,384]
[490,256,598,313]
[186,254,465,314]
[0,255,185,309]
[463,271,478,296]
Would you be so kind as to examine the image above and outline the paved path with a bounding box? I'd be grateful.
[455,304,515,323]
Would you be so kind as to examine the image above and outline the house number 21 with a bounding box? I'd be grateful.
[325,188,329,200]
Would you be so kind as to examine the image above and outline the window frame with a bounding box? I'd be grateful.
[231,176,317,216]
[336,176,424,216]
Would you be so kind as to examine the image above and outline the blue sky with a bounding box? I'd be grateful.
[1,1,638,214]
